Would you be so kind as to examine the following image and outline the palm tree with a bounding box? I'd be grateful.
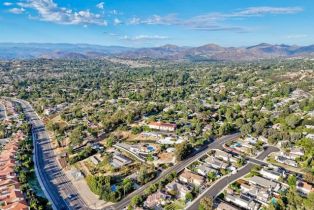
[122,178,133,196]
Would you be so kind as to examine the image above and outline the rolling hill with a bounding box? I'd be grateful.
[1,43,314,61]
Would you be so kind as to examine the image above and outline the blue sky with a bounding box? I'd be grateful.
[0,0,313,47]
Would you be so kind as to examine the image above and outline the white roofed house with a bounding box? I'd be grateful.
[204,156,228,169]
[240,183,270,204]
[196,163,218,177]
[248,176,281,192]
[260,168,283,181]
[157,136,185,145]
[165,180,191,199]
[306,133,314,140]
[285,159,298,167]
[275,155,298,167]
[111,153,133,168]
[244,136,258,145]
[280,148,303,161]
[225,194,260,210]
[215,149,232,162]
[290,148,304,157]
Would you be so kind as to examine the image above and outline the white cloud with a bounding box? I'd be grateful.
[3,2,13,6]
[127,6,303,32]
[192,25,248,32]
[113,18,122,25]
[232,7,303,17]
[9,7,25,14]
[128,14,178,25]
[142,14,178,25]
[121,35,169,41]
[96,2,104,10]
[128,17,141,25]
[17,0,107,26]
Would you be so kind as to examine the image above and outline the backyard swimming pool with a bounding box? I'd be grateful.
[147,145,155,152]
[230,142,241,148]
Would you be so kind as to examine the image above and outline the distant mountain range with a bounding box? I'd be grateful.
[1,43,314,61]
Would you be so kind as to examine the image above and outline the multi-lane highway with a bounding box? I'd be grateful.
[9,98,243,210]
[13,99,89,210]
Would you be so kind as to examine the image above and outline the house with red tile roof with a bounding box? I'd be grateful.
[296,180,314,195]
[2,200,29,210]
[0,131,29,209]
[148,122,177,131]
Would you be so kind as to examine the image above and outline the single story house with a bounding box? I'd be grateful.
[179,170,205,186]
[249,176,281,192]
[148,122,177,132]
[225,194,260,210]
[260,168,282,181]
[296,180,314,195]
[204,156,228,169]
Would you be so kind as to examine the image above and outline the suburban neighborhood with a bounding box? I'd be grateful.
[2,0,314,209]
[0,57,313,210]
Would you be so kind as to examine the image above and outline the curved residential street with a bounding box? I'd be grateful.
[11,98,245,210]
[111,133,241,210]
[186,145,280,210]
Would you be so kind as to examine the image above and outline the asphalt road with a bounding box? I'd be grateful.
[110,133,241,210]
[9,97,243,210]
[248,146,280,166]
[13,99,89,210]
[186,145,280,210]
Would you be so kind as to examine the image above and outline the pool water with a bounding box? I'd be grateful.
[147,146,155,152]
[111,185,117,192]
[230,142,241,148]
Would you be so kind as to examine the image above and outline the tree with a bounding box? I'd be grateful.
[198,196,213,210]
[185,192,193,202]
[137,166,156,185]
[253,122,264,135]
[225,108,233,122]
[175,142,192,161]
[236,157,245,167]
[304,172,314,184]
[130,195,142,207]
[285,114,301,129]
[122,178,133,196]
[218,123,233,136]
[69,127,83,146]
[106,135,117,147]
[235,118,245,128]
[240,123,252,136]
[304,192,314,210]
[207,172,216,182]
[287,174,297,188]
